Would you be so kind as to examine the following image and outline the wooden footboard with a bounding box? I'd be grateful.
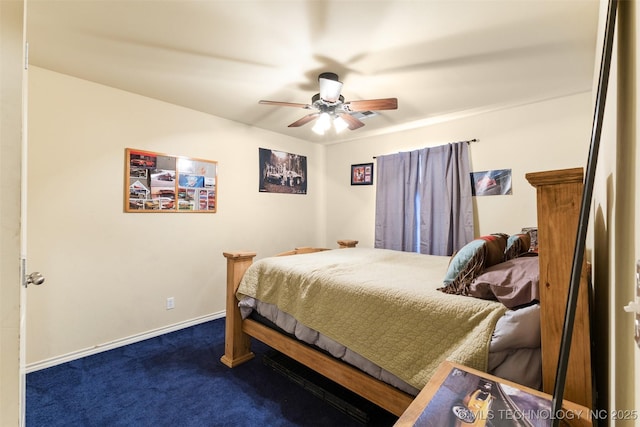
[220,251,257,368]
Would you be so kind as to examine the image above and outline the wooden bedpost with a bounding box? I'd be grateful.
[337,239,359,248]
[220,251,257,368]
[526,168,593,409]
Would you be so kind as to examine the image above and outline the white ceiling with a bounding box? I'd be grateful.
[26,0,601,144]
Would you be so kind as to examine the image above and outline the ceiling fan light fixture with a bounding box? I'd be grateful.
[258,72,398,135]
[318,77,343,103]
[312,113,331,135]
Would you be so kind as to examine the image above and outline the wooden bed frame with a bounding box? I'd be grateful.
[221,168,593,416]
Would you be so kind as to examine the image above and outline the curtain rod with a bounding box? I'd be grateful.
[372,138,478,159]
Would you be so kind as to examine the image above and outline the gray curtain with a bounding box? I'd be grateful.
[374,142,474,255]
[373,151,419,252]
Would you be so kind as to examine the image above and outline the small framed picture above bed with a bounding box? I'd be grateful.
[351,163,374,185]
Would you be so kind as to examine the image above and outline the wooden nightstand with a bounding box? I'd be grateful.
[395,361,592,427]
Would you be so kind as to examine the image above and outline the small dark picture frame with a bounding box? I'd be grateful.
[351,163,374,185]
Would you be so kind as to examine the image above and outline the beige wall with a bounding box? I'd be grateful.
[26,67,326,367]
[0,0,25,425]
[324,93,593,247]
[633,0,640,416]
[591,0,639,421]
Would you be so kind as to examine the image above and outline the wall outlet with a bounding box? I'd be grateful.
[166,297,175,310]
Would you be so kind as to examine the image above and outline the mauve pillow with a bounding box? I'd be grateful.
[469,256,539,309]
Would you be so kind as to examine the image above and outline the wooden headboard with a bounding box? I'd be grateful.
[526,167,593,409]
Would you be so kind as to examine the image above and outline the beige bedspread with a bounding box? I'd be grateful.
[237,247,507,390]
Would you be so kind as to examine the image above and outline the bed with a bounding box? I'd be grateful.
[220,168,593,416]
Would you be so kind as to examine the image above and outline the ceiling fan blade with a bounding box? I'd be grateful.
[318,77,343,103]
[259,100,311,109]
[338,113,365,130]
[344,98,398,112]
[288,113,320,128]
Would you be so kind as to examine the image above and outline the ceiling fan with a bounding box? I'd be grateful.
[259,72,398,135]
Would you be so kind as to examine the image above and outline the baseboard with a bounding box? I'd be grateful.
[25,311,225,373]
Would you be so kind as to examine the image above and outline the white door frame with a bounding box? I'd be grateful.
[19,12,30,427]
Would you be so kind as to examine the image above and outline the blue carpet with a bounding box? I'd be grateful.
[26,318,398,426]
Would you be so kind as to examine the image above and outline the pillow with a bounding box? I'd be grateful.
[468,256,539,309]
[521,227,538,252]
[504,233,531,261]
[439,233,508,295]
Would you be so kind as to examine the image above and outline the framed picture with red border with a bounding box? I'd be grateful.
[351,163,373,186]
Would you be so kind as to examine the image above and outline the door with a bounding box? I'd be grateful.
[0,0,28,425]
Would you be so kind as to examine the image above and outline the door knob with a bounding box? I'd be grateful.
[25,271,45,287]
